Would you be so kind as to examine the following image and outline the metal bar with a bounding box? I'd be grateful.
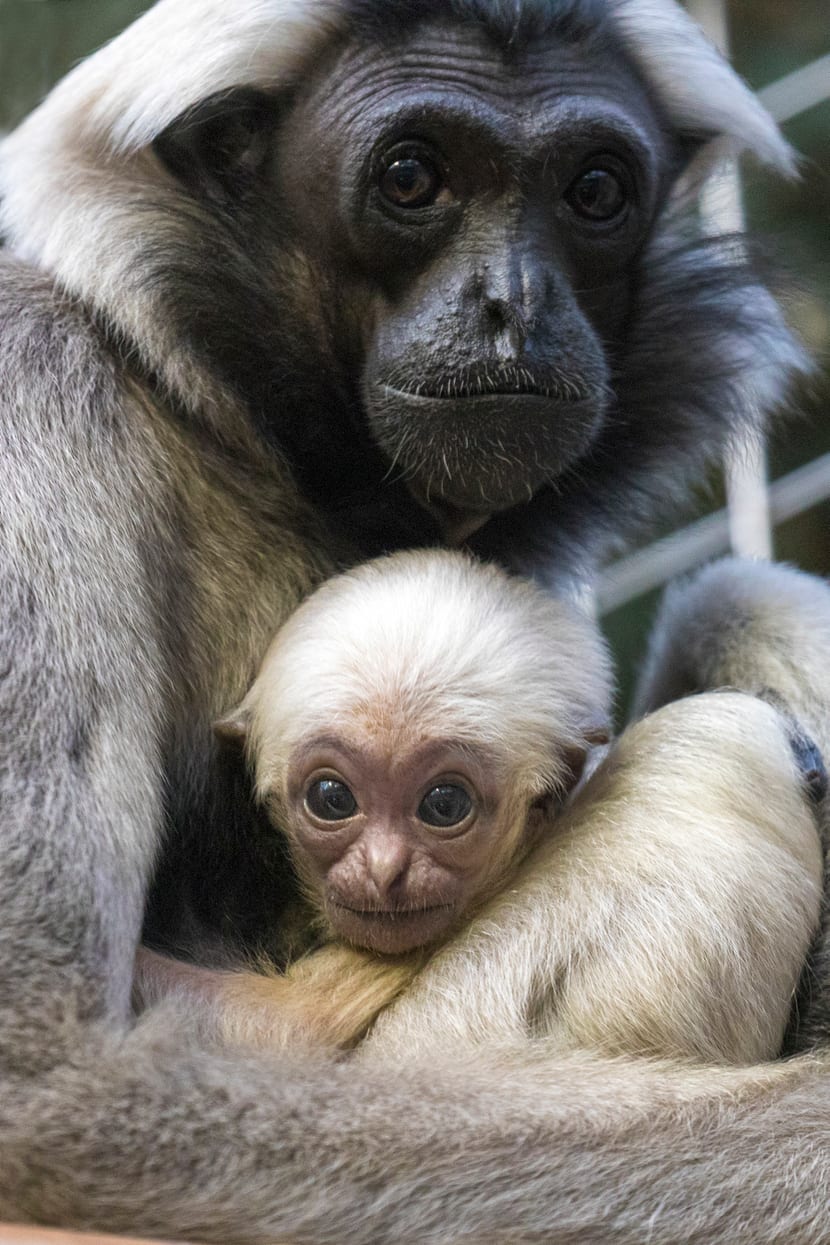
[687,0,774,561]
[759,54,830,123]
[725,441,773,559]
[597,452,830,615]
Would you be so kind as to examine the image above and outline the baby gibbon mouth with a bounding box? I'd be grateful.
[331,900,454,920]
[329,898,458,953]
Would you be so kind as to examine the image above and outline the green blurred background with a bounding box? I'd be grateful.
[0,0,828,714]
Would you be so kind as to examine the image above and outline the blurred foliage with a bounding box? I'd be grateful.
[0,0,827,714]
[0,1,151,128]
[734,0,830,508]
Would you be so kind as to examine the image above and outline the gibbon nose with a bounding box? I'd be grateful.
[482,297,528,359]
[365,833,411,899]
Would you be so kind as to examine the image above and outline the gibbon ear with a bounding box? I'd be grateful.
[153,87,281,206]
[560,722,612,793]
[213,705,253,749]
[526,719,614,842]
[528,724,612,831]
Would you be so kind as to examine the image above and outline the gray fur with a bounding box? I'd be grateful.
[3,1014,830,1244]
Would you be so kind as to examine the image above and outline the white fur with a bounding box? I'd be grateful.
[609,0,795,174]
[0,0,792,298]
[363,691,823,1066]
[244,549,613,802]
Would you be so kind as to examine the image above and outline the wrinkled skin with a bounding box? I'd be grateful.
[152,19,683,560]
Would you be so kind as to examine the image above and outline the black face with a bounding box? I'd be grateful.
[274,22,675,519]
[155,18,681,532]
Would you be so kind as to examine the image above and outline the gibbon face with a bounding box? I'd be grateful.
[154,14,682,533]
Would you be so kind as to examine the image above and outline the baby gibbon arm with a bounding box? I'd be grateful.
[134,944,420,1052]
[361,692,823,1066]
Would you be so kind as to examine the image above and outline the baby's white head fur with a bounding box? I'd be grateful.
[236,550,612,805]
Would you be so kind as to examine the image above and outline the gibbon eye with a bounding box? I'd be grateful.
[565,167,628,223]
[418,784,473,828]
[379,156,442,209]
[305,779,358,821]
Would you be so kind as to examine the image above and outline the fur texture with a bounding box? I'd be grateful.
[0,0,806,594]
[3,1029,830,1244]
[362,690,823,1065]
[244,550,611,804]
[0,0,825,1240]
[134,941,417,1052]
[140,550,615,1047]
[637,558,830,1050]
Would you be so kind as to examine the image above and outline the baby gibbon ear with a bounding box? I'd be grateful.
[528,722,613,838]
[214,705,253,749]
[560,722,612,794]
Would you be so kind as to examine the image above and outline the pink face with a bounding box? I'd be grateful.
[283,735,510,955]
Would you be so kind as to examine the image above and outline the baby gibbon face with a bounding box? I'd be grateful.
[283,734,514,955]
[218,552,612,956]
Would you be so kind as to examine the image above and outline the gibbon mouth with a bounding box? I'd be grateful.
[331,900,454,920]
[330,898,457,954]
[380,366,595,404]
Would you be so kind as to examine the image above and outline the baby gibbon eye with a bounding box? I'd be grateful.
[418,784,473,828]
[305,779,358,821]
